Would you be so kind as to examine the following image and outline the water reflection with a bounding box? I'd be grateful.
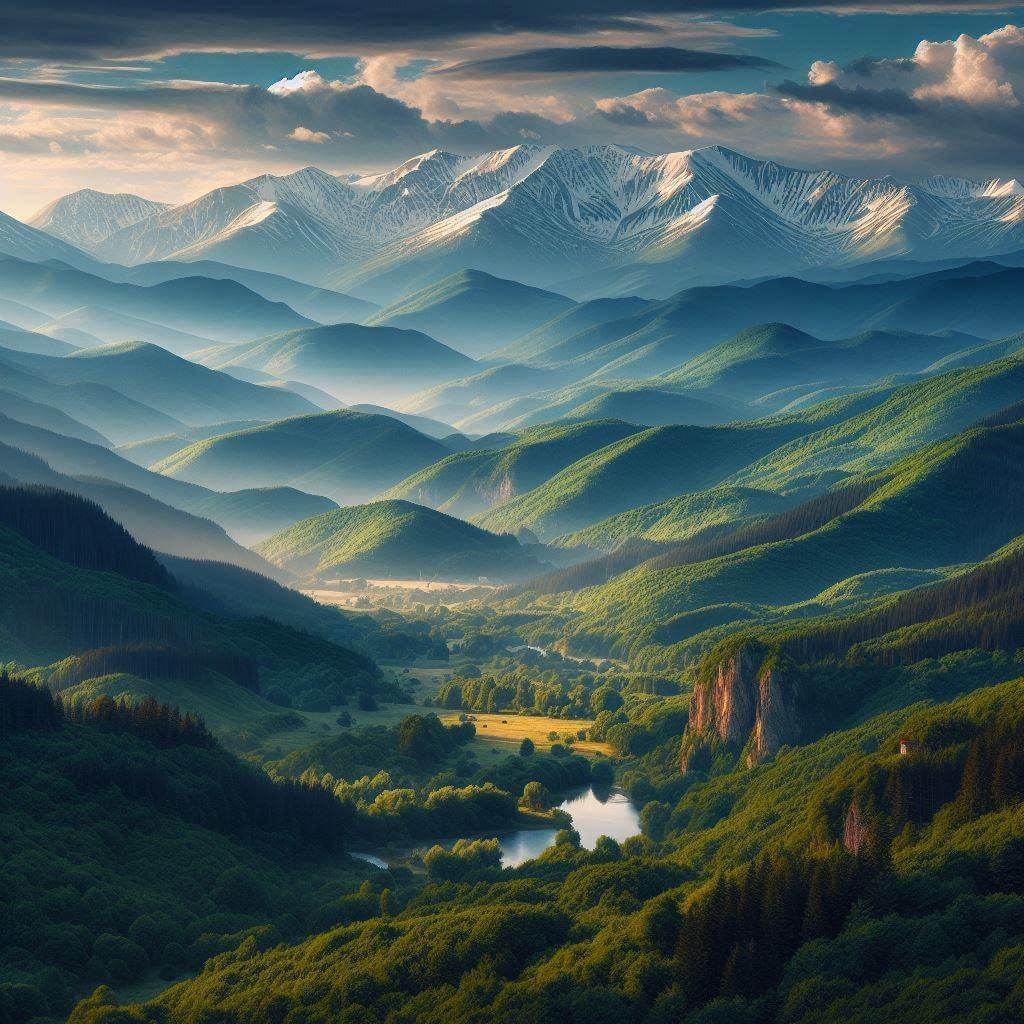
[352,786,642,870]
[499,786,641,867]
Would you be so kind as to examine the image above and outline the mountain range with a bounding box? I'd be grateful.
[25,145,1024,301]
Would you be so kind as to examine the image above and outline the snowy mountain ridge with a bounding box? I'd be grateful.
[28,189,170,251]
[26,145,1024,298]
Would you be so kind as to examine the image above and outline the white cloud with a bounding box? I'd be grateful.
[289,125,331,143]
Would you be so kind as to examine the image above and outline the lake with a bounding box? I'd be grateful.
[499,785,642,866]
[352,785,641,870]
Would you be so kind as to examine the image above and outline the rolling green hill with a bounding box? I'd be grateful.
[566,420,1024,652]
[0,388,111,446]
[398,363,573,427]
[120,256,377,323]
[0,349,187,443]
[256,499,541,581]
[664,323,978,399]
[731,357,1024,493]
[451,380,741,434]
[557,385,741,426]
[151,409,451,504]
[0,255,315,342]
[556,485,792,550]
[198,322,475,405]
[923,331,1024,372]
[0,414,327,562]
[488,295,654,364]
[384,419,644,520]
[37,304,215,355]
[187,487,338,545]
[113,420,268,467]
[0,442,281,574]
[519,265,1024,386]
[0,322,77,356]
[473,390,892,541]
[347,403,457,439]
[56,341,316,425]
[365,269,575,357]
[0,413,210,510]
[0,486,386,723]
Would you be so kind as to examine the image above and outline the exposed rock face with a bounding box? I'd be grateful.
[748,665,801,766]
[843,799,867,855]
[690,646,760,745]
[688,645,800,766]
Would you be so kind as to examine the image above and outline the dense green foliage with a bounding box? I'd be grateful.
[0,677,376,1018]
[256,499,539,582]
[384,419,643,520]
[151,409,450,504]
[57,678,1024,1024]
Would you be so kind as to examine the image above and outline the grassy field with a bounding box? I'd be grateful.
[252,661,611,761]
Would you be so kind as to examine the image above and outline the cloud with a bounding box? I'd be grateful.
[289,125,331,142]
[0,68,582,170]
[431,45,781,79]
[0,2,1012,61]
[3,18,1024,219]
[592,24,1024,177]
[765,24,1024,166]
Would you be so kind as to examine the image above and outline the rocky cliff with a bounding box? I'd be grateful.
[687,644,801,767]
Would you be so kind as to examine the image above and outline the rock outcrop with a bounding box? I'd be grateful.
[687,644,800,767]
[842,798,867,855]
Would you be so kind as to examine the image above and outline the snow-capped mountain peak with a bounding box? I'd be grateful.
[31,144,1024,299]
[28,188,169,251]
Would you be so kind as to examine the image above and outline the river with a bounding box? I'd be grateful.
[352,785,642,870]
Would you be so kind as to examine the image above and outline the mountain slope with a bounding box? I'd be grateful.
[557,485,792,550]
[384,419,644,519]
[0,210,98,269]
[544,265,1024,381]
[0,256,315,342]
[6,341,316,426]
[0,351,187,444]
[113,420,268,467]
[347,404,457,439]
[0,389,110,446]
[569,420,1024,651]
[198,323,475,404]
[664,323,978,400]
[490,296,654,364]
[0,322,77,356]
[731,357,1024,493]
[151,409,451,503]
[473,392,895,541]
[0,413,211,510]
[29,188,169,250]
[37,305,214,355]
[365,269,575,357]
[0,442,278,574]
[118,257,377,323]
[186,487,339,546]
[256,499,540,581]
[398,363,572,427]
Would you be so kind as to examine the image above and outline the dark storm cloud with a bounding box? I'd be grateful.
[772,79,923,116]
[430,45,782,78]
[0,1,1011,60]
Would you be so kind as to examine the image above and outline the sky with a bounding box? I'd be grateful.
[1,1,1023,218]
